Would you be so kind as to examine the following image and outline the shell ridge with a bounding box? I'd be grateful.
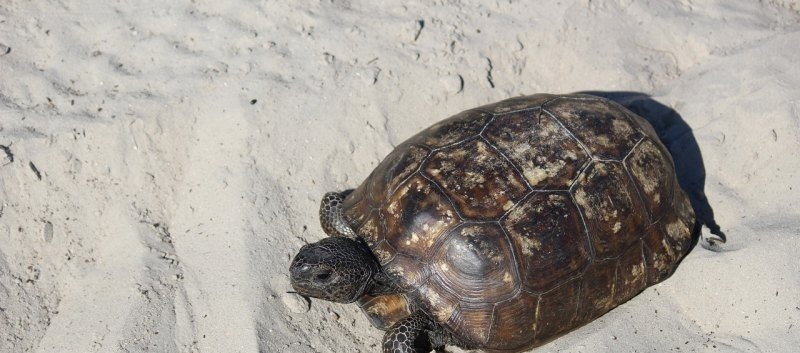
[488,303,501,346]
[497,224,523,288]
[610,259,620,302]
[417,171,466,221]
[622,136,646,162]
[572,279,584,327]
[620,138,656,224]
[429,135,481,152]
[385,157,429,199]
[477,113,498,136]
[478,135,535,193]
[497,190,534,223]
[541,107,594,159]
[484,303,497,345]
[486,95,563,116]
[525,261,592,296]
[568,158,595,190]
[553,95,604,102]
[567,186,598,262]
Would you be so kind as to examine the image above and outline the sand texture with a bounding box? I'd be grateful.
[1,1,799,352]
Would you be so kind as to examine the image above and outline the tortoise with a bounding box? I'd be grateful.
[289,93,696,353]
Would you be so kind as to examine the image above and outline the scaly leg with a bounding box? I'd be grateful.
[382,312,447,353]
[319,191,356,238]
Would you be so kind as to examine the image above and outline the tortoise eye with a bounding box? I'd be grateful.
[314,271,333,284]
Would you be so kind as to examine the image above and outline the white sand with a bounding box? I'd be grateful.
[1,1,799,352]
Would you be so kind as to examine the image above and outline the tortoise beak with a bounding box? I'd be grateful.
[289,256,313,285]
[290,262,310,280]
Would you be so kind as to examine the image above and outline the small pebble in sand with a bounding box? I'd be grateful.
[0,43,10,55]
[42,221,54,242]
[282,292,310,313]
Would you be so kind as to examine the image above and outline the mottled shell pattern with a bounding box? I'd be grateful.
[342,94,695,352]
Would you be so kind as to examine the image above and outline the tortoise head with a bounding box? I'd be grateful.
[289,237,379,303]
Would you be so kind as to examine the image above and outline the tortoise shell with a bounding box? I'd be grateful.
[343,94,695,352]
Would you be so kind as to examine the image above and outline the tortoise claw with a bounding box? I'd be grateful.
[700,228,727,252]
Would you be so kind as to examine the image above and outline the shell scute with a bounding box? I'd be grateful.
[642,226,679,284]
[483,108,590,190]
[424,139,529,220]
[414,278,460,323]
[576,259,617,323]
[502,192,591,293]
[354,209,385,248]
[572,161,648,260]
[384,254,431,291]
[446,303,494,346]
[533,279,580,345]
[613,241,647,304]
[544,97,643,160]
[660,189,695,257]
[430,223,518,304]
[383,175,459,259]
[356,294,411,330]
[625,137,676,222]
[487,291,538,351]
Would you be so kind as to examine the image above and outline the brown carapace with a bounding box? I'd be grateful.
[341,94,694,352]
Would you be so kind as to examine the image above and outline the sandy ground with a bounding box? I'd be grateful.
[1,1,799,352]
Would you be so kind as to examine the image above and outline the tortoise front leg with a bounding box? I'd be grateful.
[382,312,448,353]
[319,191,356,238]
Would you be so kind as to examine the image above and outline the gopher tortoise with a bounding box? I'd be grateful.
[290,93,696,353]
